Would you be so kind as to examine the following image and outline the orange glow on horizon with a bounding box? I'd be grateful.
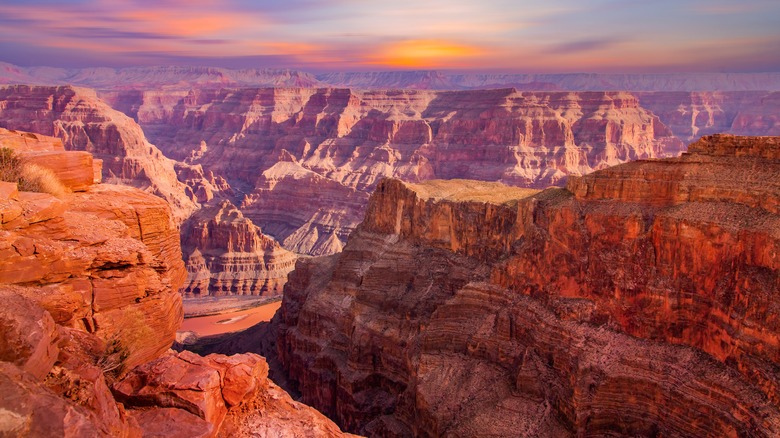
[370,40,481,68]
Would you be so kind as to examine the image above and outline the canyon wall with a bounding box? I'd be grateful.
[0,85,198,221]
[0,130,352,437]
[181,199,297,297]
[104,87,683,255]
[269,135,780,436]
[0,85,295,299]
[637,91,780,141]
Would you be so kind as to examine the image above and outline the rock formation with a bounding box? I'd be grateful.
[181,199,297,298]
[0,130,352,437]
[0,85,198,221]
[269,135,780,436]
[105,87,683,255]
[637,91,780,142]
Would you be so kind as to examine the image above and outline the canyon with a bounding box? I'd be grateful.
[103,87,687,256]
[103,86,778,262]
[246,134,780,436]
[0,129,352,437]
[1,62,779,437]
[1,68,778,302]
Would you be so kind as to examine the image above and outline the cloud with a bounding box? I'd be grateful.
[0,0,778,72]
[547,38,620,55]
[57,27,177,40]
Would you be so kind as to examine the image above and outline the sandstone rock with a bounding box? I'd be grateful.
[218,379,360,438]
[129,408,213,438]
[113,351,231,427]
[0,362,106,437]
[109,87,683,255]
[0,292,58,380]
[0,128,96,192]
[0,181,18,201]
[0,139,348,437]
[114,350,354,437]
[270,135,780,436]
[0,178,185,371]
[181,200,297,298]
[0,126,64,151]
[0,85,198,221]
[638,91,780,142]
[22,151,94,192]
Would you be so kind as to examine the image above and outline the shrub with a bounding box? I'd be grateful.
[0,147,69,198]
[0,147,22,183]
[96,336,130,382]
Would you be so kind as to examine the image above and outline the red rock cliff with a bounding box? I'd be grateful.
[0,130,353,437]
[0,85,198,221]
[181,199,297,298]
[272,135,780,436]
[105,87,683,255]
[637,91,780,142]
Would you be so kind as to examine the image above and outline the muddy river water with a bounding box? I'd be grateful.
[179,301,282,337]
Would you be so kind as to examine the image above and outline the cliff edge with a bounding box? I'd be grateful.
[272,134,780,436]
[0,129,353,437]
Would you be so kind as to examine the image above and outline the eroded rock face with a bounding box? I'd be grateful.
[272,135,780,436]
[0,131,353,437]
[0,155,185,371]
[638,91,780,142]
[0,85,198,221]
[107,87,683,255]
[181,200,297,298]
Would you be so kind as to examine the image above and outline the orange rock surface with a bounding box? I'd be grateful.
[0,132,352,437]
[271,135,780,436]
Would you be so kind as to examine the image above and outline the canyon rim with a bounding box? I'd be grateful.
[1,0,780,436]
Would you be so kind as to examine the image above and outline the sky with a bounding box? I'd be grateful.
[0,0,779,73]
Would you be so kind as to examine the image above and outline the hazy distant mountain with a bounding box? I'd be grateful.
[317,71,780,91]
[0,62,322,89]
[2,62,780,91]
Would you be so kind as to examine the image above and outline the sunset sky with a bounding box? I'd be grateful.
[1,0,779,72]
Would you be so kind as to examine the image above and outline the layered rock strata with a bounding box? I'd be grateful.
[0,132,351,437]
[271,135,780,436]
[0,85,198,221]
[108,87,683,254]
[638,91,780,142]
[181,199,297,298]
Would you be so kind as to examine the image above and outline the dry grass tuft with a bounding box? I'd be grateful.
[18,164,69,198]
[1,147,69,198]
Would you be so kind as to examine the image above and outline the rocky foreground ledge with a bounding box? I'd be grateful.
[271,134,779,436]
[0,129,353,437]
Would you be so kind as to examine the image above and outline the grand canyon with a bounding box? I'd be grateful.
[0,3,779,434]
